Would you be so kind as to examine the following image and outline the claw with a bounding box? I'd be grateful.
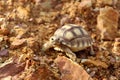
[90,46,95,55]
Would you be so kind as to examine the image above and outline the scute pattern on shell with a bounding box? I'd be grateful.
[53,24,93,52]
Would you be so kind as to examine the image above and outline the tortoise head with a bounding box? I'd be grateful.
[49,36,59,44]
[41,36,59,52]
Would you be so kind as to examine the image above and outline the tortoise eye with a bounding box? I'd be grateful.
[51,37,54,41]
[50,36,55,41]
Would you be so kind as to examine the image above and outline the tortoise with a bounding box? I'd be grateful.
[42,24,94,61]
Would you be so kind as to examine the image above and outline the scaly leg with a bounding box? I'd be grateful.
[61,45,76,61]
[90,46,95,55]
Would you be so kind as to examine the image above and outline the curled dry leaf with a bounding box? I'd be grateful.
[40,0,52,10]
[26,38,37,48]
[100,41,113,50]
[97,0,118,6]
[1,76,12,80]
[78,0,95,16]
[0,36,3,42]
[60,15,70,26]
[79,0,93,9]
[0,28,9,35]
[81,59,108,69]
[10,39,26,49]
[112,38,120,55]
[55,56,93,80]
[16,6,30,20]
[13,26,28,39]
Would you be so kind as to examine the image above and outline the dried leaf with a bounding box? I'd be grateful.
[81,59,108,68]
[10,39,26,49]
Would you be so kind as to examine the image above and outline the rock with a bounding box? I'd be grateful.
[112,38,120,55]
[24,65,59,80]
[0,62,25,79]
[55,56,93,80]
[89,71,96,77]
[60,15,70,26]
[0,49,9,57]
[97,6,119,40]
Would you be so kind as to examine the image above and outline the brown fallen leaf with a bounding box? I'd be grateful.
[10,39,26,49]
[55,56,93,80]
[0,28,9,35]
[81,59,108,69]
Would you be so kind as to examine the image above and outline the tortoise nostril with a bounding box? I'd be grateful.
[58,38,60,41]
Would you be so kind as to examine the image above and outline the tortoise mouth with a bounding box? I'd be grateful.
[42,41,54,51]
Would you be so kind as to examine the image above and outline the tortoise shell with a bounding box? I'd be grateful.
[49,24,93,52]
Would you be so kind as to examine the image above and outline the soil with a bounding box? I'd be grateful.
[0,0,120,80]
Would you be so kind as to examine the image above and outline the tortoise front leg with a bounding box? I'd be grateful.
[61,45,76,61]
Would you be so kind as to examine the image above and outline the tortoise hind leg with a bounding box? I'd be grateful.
[90,46,95,55]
